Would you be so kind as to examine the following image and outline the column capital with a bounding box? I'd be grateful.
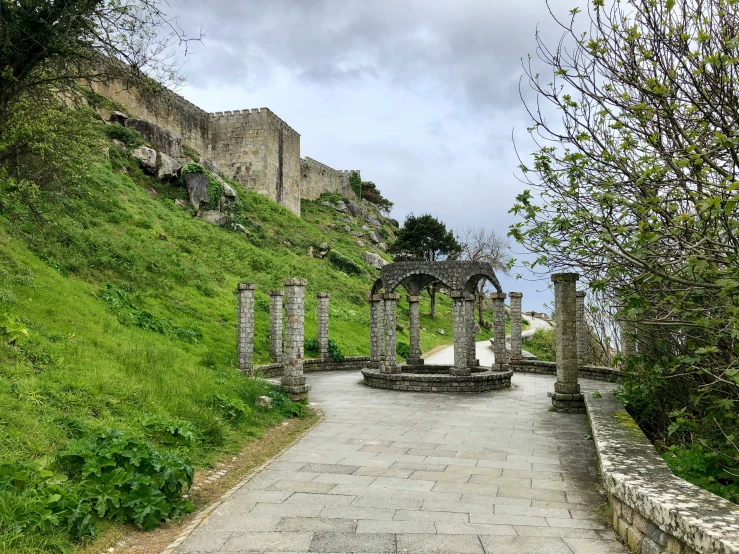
[367,293,383,302]
[268,289,284,296]
[576,290,586,298]
[283,277,308,287]
[449,290,466,298]
[238,282,257,291]
[407,295,422,303]
[551,272,580,283]
[489,292,507,300]
[382,293,400,301]
[509,292,523,298]
[464,293,476,302]
[317,292,331,298]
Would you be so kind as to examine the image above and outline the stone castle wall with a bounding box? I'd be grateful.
[300,157,359,201]
[90,80,357,216]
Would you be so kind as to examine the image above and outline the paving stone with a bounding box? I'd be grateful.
[563,538,629,553]
[221,531,313,552]
[391,461,448,472]
[546,517,607,529]
[177,530,232,553]
[298,463,359,475]
[497,486,567,502]
[354,466,414,478]
[468,474,532,487]
[479,536,574,554]
[319,505,395,520]
[494,504,571,518]
[371,476,435,491]
[267,481,337,494]
[275,517,357,533]
[283,492,355,506]
[468,513,547,526]
[515,526,601,538]
[249,503,324,518]
[352,494,422,510]
[309,532,395,553]
[435,520,517,535]
[313,473,376,486]
[431,481,500,495]
[455,451,508,461]
[357,519,436,534]
[393,509,469,522]
[410,470,471,483]
[396,533,485,554]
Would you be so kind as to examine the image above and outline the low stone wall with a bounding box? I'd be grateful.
[361,367,512,393]
[586,393,739,554]
[253,356,370,378]
[510,359,622,382]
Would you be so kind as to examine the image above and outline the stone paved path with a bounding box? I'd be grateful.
[178,372,627,554]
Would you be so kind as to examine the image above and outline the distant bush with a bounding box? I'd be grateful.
[328,251,363,275]
[305,337,345,362]
[103,125,145,149]
[396,341,410,360]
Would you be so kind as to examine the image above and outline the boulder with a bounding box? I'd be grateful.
[320,201,332,207]
[109,111,129,126]
[111,139,126,149]
[125,118,183,158]
[199,157,223,175]
[352,231,364,238]
[437,329,445,335]
[255,396,273,408]
[361,225,370,231]
[388,218,400,228]
[365,215,382,228]
[157,152,182,180]
[174,198,188,208]
[184,173,210,209]
[356,240,365,247]
[222,181,237,198]
[347,203,361,216]
[131,146,157,171]
[233,223,248,234]
[363,251,388,269]
[369,231,381,244]
[201,210,229,226]
[343,225,351,232]
[378,242,388,252]
[335,201,348,213]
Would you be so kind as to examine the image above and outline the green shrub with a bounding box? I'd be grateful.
[348,171,361,198]
[103,125,145,149]
[139,413,197,448]
[61,429,193,530]
[328,251,363,275]
[266,389,305,418]
[523,328,555,361]
[396,341,410,360]
[208,394,251,422]
[304,337,344,362]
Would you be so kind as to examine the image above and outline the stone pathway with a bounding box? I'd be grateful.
[177,372,627,554]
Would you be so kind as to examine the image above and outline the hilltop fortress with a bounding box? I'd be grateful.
[90,80,359,216]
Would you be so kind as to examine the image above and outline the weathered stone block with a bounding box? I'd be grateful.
[131,146,157,171]
[185,173,210,209]
[126,118,183,158]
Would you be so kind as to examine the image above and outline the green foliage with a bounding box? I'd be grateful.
[328,251,363,275]
[209,394,251,422]
[396,341,410,360]
[348,171,362,198]
[523,329,555,362]
[139,413,197,448]
[663,445,739,504]
[61,429,193,530]
[103,125,145,149]
[305,337,345,362]
[266,390,305,418]
[390,213,461,261]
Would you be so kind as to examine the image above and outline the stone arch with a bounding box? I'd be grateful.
[464,272,503,295]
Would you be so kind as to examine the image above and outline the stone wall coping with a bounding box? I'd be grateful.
[283,278,308,287]
[237,283,257,290]
[268,290,284,296]
[489,292,508,300]
[317,292,331,298]
[368,294,383,302]
[586,393,739,554]
[407,295,422,302]
[576,290,587,297]
[551,272,580,282]
[508,292,523,298]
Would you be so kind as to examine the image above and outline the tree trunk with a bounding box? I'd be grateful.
[430,285,436,319]
[477,283,485,325]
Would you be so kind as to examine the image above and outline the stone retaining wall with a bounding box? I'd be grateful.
[253,356,370,379]
[586,393,739,554]
[510,359,622,382]
[361,367,512,393]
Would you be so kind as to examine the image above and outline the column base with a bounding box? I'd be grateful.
[406,358,425,366]
[554,381,581,394]
[450,367,471,376]
[548,391,586,413]
[281,384,311,402]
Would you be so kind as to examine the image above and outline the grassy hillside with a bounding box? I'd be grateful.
[0,107,498,551]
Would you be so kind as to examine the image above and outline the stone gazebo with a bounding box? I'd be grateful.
[361,261,513,393]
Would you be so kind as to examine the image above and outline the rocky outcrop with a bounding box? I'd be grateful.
[363,251,388,269]
[131,146,157,171]
[201,210,229,226]
[157,153,182,180]
[369,231,381,244]
[347,203,361,217]
[184,173,210,209]
[199,157,223,176]
[126,118,183,158]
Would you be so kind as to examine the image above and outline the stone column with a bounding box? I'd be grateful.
[550,273,584,413]
[509,292,523,361]
[465,294,478,367]
[407,295,423,366]
[268,290,283,362]
[490,293,508,369]
[281,278,311,401]
[382,293,400,374]
[368,294,384,369]
[576,291,587,365]
[621,318,636,357]
[237,283,256,374]
[317,292,330,360]
[450,291,470,376]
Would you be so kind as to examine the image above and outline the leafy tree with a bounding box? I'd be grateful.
[0,0,199,129]
[510,0,739,494]
[360,181,394,214]
[458,227,511,325]
[390,213,461,318]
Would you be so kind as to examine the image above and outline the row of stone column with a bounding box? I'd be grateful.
[237,280,331,401]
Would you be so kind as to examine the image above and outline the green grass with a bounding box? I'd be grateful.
[523,328,556,361]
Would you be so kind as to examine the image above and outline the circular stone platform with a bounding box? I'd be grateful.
[361,365,513,393]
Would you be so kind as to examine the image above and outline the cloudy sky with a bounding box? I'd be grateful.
[172,0,576,311]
